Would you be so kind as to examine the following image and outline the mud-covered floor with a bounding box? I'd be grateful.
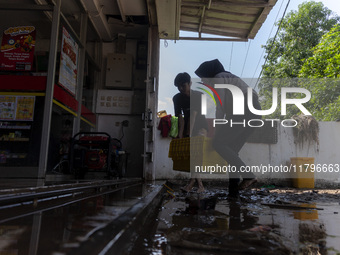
[133,183,340,255]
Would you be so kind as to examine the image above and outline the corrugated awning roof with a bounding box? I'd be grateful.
[155,0,277,41]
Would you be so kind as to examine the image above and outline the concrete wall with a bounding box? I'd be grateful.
[96,39,147,178]
[154,121,340,186]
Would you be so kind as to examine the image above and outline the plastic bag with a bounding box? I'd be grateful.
[169,116,178,138]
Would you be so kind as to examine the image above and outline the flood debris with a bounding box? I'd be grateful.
[300,244,322,255]
[248,225,272,232]
[292,114,319,150]
[299,221,327,255]
[185,195,218,211]
[299,222,326,243]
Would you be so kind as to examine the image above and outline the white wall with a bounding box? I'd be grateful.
[154,121,340,186]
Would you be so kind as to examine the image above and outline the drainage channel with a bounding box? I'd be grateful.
[0,180,166,255]
[0,179,143,224]
[64,182,166,255]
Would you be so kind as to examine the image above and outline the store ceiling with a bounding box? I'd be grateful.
[0,0,149,42]
[0,0,277,42]
[82,0,277,41]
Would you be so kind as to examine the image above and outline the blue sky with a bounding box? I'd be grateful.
[158,0,340,115]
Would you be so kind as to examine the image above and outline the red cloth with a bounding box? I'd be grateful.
[158,114,172,137]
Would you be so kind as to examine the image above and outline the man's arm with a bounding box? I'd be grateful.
[189,110,197,137]
[173,95,184,138]
[177,114,185,138]
[189,110,207,137]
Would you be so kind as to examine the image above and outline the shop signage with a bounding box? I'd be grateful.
[0,26,36,71]
[0,96,35,121]
[58,27,78,96]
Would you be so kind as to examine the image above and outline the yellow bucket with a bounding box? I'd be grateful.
[291,157,315,188]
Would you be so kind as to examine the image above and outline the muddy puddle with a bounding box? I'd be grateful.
[134,184,340,255]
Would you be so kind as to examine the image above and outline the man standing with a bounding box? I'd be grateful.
[195,59,260,198]
[173,72,208,193]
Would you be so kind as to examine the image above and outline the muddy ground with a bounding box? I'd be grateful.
[133,181,340,255]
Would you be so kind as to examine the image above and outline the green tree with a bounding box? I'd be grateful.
[299,24,340,121]
[262,1,339,78]
[300,24,340,78]
[258,1,339,119]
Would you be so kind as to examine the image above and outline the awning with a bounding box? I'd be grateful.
[155,0,277,41]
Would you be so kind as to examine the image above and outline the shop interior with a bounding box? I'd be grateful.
[0,0,151,179]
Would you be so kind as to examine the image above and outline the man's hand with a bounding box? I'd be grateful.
[177,115,185,138]
[197,128,207,137]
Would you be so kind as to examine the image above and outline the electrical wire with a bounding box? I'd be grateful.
[229,42,234,71]
[119,125,125,141]
[240,40,252,77]
[252,0,286,83]
[254,0,291,89]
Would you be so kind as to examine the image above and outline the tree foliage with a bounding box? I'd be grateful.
[258,1,339,120]
[262,1,339,78]
[300,24,340,78]
[299,25,340,121]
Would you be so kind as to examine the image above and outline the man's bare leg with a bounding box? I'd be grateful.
[196,178,205,193]
[181,178,196,192]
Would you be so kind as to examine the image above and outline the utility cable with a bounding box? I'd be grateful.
[229,42,234,71]
[254,0,291,89]
[241,40,252,77]
[120,125,125,140]
[252,0,286,82]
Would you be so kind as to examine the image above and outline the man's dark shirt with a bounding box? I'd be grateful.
[173,90,208,136]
